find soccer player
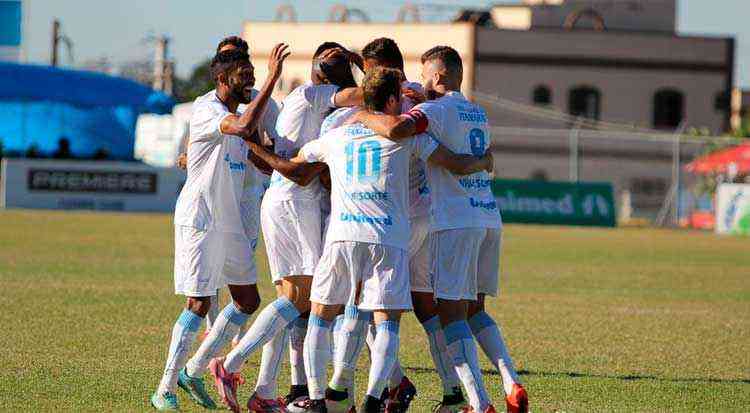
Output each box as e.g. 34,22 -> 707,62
208,43 -> 364,413
149,44 -> 290,411
319,37 -> 464,412
250,67 -> 492,413
350,46 -> 529,413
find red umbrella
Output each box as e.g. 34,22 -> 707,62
685,142 -> 750,175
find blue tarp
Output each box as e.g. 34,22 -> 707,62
0,62 -> 174,160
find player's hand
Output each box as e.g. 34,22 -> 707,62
268,43 -> 291,80
316,47 -> 346,62
343,109 -> 365,126
176,152 -> 187,170
482,150 -> 494,173
402,87 -> 425,104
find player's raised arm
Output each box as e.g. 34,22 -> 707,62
427,144 -> 493,175
221,43 -> 290,140
246,141 -> 325,186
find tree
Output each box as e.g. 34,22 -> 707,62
173,58 -> 214,103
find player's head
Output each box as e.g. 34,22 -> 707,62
361,37 -> 404,75
420,45 -> 462,99
211,49 -> 255,104
362,67 -> 402,115
311,42 -> 357,88
217,36 -> 249,54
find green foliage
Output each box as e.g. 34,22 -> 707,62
173,58 -> 214,103
1,210 -> 749,412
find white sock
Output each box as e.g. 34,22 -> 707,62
289,316 -> 308,386
330,306 -> 368,392
205,290 -> 220,331
366,320 -> 400,398
469,311 -> 521,395
157,309 -> 203,394
444,320 -> 491,411
304,314 -> 333,400
224,297 -> 300,373
254,325 -> 290,399
422,316 -> 461,395
389,361 -> 404,389
186,302 -> 249,378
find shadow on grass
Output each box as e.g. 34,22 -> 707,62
403,366 -> 750,385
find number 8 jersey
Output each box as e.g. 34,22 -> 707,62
299,123 -> 438,250
407,91 -> 502,231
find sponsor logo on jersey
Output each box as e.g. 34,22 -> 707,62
469,197 -> 498,210
224,154 -> 246,171
459,177 -> 492,189
346,191 -> 390,201
339,212 -> 393,225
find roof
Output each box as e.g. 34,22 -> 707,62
0,62 -> 174,113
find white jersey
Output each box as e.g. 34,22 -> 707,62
412,91 -> 501,231
265,82 -> 339,201
238,89 -> 279,239
319,81 -> 430,218
174,91 -> 248,234
299,123 -> 438,250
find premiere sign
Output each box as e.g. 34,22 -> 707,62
716,184 -> 750,236
492,179 -> 616,227
2,159 -> 184,212
28,169 -> 157,194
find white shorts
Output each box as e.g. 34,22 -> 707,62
173,225 -> 256,297
409,214 -> 432,293
311,241 -> 412,311
261,197 -> 323,282
431,228 -> 501,301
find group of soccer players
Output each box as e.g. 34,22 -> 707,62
151,34 -> 529,413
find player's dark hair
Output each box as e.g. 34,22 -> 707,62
319,54 -> 357,89
362,67 -> 401,112
210,49 -> 250,81
314,41 -> 345,58
421,45 -> 462,76
362,37 -> 404,71
216,36 -> 249,54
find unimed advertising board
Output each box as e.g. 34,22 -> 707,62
492,179 -> 616,227
1,159 -> 185,212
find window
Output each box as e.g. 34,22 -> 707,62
568,86 -> 601,120
714,91 -> 729,112
532,85 -> 551,106
653,89 -> 684,129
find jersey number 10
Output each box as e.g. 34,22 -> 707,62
345,140 -> 382,184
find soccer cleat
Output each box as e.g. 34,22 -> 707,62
150,391 -> 179,411
360,395 -> 384,413
323,387 -> 353,413
287,398 -> 327,413
505,384 -> 529,413
209,357 -> 242,413
460,405 -> 496,413
177,367 -> 216,409
432,387 -> 466,413
247,392 -> 289,412
385,376 -> 417,412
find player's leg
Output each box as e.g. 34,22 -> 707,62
358,244 -> 411,413
152,226 -> 224,410
468,228 -> 528,413
326,304 -> 370,412
204,289 -> 220,339
293,241 -> 352,413
249,283 -> 289,410
285,311 -> 310,406
434,229 -> 493,412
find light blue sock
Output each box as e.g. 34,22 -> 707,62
289,316 -> 308,386
445,320 -> 490,411
330,305 -> 370,392
224,297 -> 300,373
469,311 -> 520,395
186,303 -> 249,377
366,320 -> 400,398
255,324 -> 290,399
158,309 -> 203,393
304,314 -> 333,400
422,316 -> 461,395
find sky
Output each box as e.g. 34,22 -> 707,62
18,0 -> 750,87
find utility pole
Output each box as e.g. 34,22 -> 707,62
152,36 -> 172,95
51,19 -> 59,66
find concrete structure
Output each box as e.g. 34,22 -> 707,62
240,0 -> 736,219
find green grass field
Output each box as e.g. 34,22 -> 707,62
1,209 -> 748,412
